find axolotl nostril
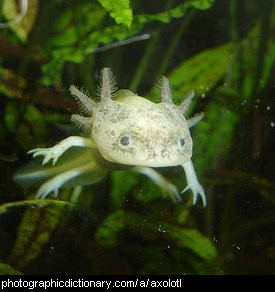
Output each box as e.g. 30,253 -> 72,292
15,68 -> 206,206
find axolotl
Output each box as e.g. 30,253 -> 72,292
15,68 -> 206,206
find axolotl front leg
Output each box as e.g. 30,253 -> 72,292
28,136 -> 95,165
181,160 -> 206,207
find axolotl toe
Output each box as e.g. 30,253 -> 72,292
15,68 -> 206,206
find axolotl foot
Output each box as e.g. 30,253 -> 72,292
28,146 -> 63,166
28,136 -> 95,166
181,160 -> 206,207
181,181 -> 206,207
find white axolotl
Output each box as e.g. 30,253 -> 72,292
15,68 -> 206,206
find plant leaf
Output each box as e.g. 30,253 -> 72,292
170,227 -> 217,259
95,210 -> 125,248
97,0 -> 133,28
189,0 -> 215,10
169,43 -> 234,103
3,200 -> 74,269
95,211 -> 217,260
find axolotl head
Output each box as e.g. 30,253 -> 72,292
70,68 -> 203,168
92,91 -> 193,168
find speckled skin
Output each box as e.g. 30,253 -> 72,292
92,94 -> 192,167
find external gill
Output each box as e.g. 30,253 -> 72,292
69,85 -> 96,115
98,67 -> 117,101
159,76 -> 204,128
70,67 -> 117,132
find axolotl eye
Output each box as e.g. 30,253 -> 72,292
178,138 -> 185,148
119,134 -> 133,146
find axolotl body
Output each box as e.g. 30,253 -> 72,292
16,68 -> 206,206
